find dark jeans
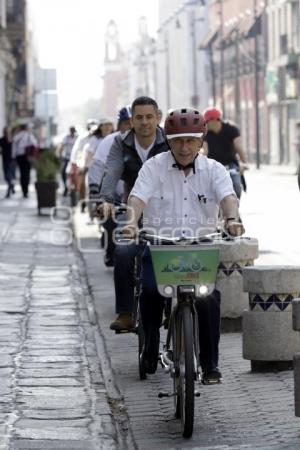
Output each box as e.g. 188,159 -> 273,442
16,155 -> 31,196
61,158 -> 69,189
2,159 -> 15,187
226,162 -> 242,199
114,242 -> 141,314
103,217 -> 117,260
139,249 -> 221,371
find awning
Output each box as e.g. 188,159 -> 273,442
198,27 -> 219,49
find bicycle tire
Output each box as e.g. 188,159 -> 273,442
173,315 -> 181,418
178,304 -> 195,438
138,317 -> 146,380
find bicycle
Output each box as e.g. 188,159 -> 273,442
138,231 -> 223,438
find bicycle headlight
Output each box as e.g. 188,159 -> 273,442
164,285 -> 173,296
198,285 -> 209,297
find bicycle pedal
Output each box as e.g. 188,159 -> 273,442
201,378 -> 222,385
158,391 -> 174,398
114,329 -> 131,334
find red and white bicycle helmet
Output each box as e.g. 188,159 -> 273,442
203,107 -> 222,122
164,108 -> 207,140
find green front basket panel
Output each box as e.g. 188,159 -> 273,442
150,246 -> 220,287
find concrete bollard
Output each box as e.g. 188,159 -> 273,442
243,267 -> 300,371
292,299 -> 300,417
217,238 -> 259,332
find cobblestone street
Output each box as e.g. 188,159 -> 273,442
0,186 -> 127,449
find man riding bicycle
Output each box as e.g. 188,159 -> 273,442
97,96 -> 169,331
88,105 -> 132,266
202,107 -> 248,199
123,108 -> 245,384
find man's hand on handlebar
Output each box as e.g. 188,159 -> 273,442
225,219 -> 245,237
121,224 -> 139,238
91,201 -> 115,220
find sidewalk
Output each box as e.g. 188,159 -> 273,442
0,183 -> 131,450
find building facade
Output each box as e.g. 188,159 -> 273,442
201,0 -> 300,166
156,0 -> 210,114
3,0 -> 39,127
265,0 -> 300,165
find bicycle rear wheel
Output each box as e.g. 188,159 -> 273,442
132,254 -> 146,380
138,314 -> 146,380
178,304 -> 195,438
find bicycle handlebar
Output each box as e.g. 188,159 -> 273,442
138,231 -> 225,245
115,229 -> 244,245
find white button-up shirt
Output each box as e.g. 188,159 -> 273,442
61,134 -> 77,160
129,151 -> 235,237
12,130 -> 38,158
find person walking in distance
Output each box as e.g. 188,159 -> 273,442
0,127 -> 15,198
58,126 -> 77,196
12,123 -> 38,198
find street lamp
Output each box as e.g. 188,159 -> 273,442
253,0 -> 261,169
219,0 -> 225,115
164,31 -> 171,109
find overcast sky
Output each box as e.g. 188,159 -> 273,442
29,0 -> 159,109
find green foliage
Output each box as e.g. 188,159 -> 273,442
35,149 -> 60,182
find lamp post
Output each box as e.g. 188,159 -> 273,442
164,31 -> 171,110
254,0 -> 260,168
219,0 -> 225,115
190,8 -> 199,107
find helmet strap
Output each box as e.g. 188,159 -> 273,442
171,152 -> 198,174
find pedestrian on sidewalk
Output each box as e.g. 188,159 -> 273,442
0,126 -> 15,198
57,126 -> 77,196
12,123 -> 38,198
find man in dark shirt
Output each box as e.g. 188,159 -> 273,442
0,127 -> 15,198
203,107 -> 248,198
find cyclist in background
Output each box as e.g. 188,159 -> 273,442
203,107 -> 248,199
68,119 -> 98,210
88,106 -> 132,266
88,106 -> 132,192
84,117 -> 115,171
99,96 -> 169,331
122,108 -> 244,383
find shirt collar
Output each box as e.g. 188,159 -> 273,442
167,151 -> 205,172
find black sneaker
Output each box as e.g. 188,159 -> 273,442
104,256 -> 114,267
202,368 -> 222,385
140,349 -> 158,374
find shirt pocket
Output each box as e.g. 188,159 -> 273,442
146,190 -> 173,223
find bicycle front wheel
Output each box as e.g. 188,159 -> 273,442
178,304 -> 195,438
